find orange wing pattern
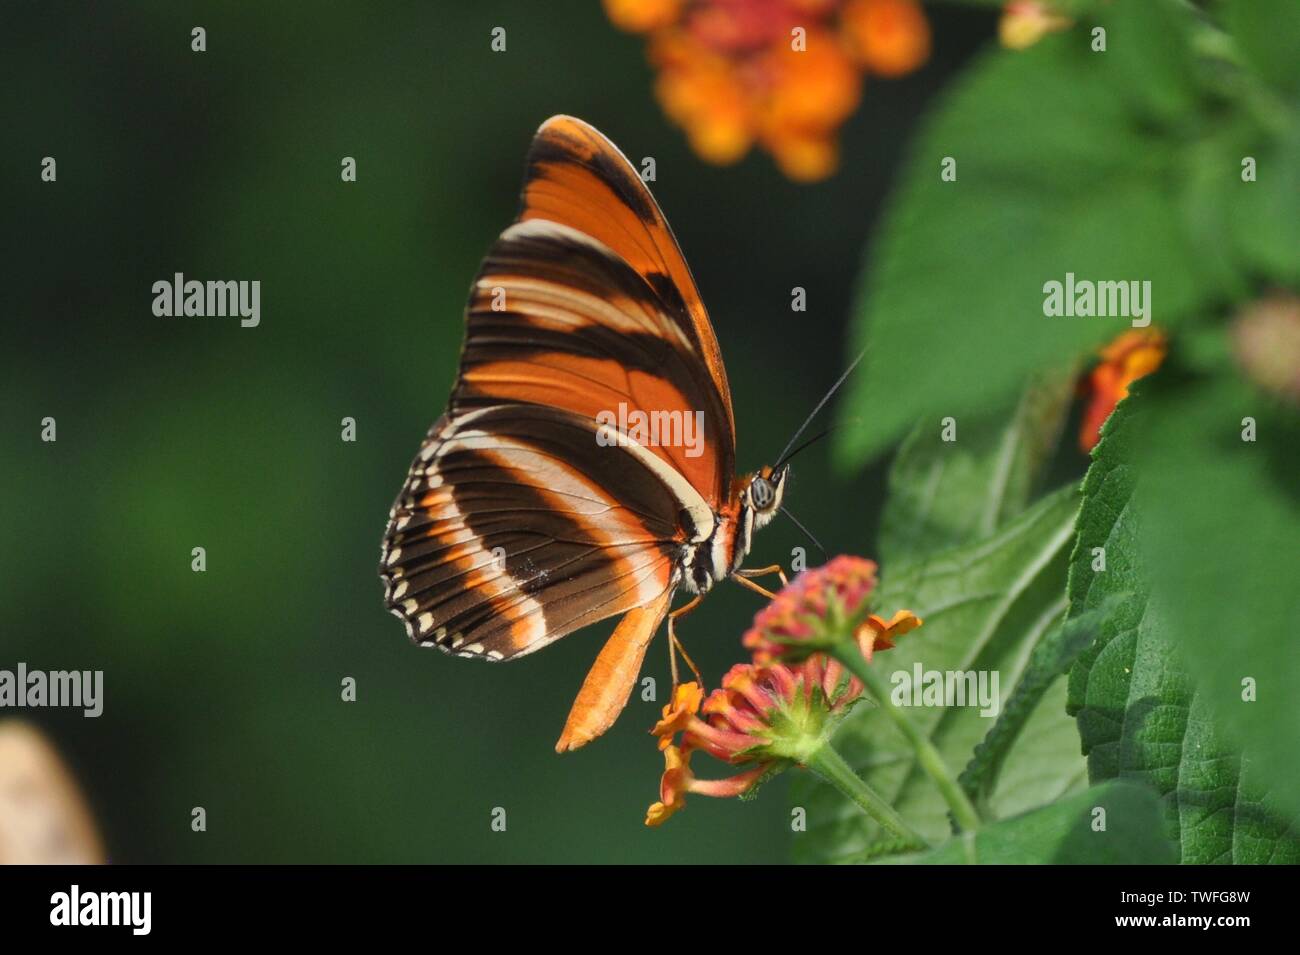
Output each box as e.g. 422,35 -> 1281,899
555,588 -> 674,752
383,405 -> 688,662
381,117 -> 738,750
521,116 -> 734,443
453,115 -> 736,506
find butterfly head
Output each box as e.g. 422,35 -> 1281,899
745,464 -> 789,530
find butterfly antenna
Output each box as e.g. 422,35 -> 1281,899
773,349 -> 866,469
774,418 -> 860,468
780,506 -> 827,559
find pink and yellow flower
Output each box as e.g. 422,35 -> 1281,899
646,556 -> 922,824
646,654 -> 862,824
742,555 -> 920,663
999,1 -> 1072,50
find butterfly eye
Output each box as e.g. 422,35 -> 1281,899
750,476 -> 774,510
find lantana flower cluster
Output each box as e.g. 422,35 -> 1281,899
646,555 -> 922,824
603,0 -> 931,181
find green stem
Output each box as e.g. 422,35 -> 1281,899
804,743 -> 930,852
832,646 -> 985,833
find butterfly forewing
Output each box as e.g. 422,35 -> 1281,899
520,116 -> 736,459
458,218 -> 729,503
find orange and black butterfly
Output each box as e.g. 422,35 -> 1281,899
381,116 -> 836,752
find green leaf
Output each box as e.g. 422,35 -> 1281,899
1137,369 -> 1300,823
1229,125 -> 1300,285
1177,120 -> 1258,301
959,597 -> 1122,812
888,781 -> 1176,864
793,484 -> 1084,862
977,678 -> 1089,821
1105,0 -> 1202,124
1066,381 -> 1300,862
1197,3 -> 1300,285
1220,0 -> 1300,97
880,373 -> 1074,566
837,8 -> 1218,467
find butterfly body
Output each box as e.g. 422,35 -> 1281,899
381,116 -> 788,749
680,465 -> 788,595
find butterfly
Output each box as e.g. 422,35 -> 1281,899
381,116 -> 837,752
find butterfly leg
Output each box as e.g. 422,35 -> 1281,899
667,596 -> 703,687
731,564 -> 790,600
735,563 -> 789,587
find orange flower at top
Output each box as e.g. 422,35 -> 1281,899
756,26 -> 863,180
842,0 -> 931,77
607,0 -> 931,180
1079,329 -> 1168,451
651,30 -> 757,166
604,0 -> 685,33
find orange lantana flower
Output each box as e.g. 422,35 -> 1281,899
605,0 -> 930,181
842,0 -> 931,77
1079,329 -> 1168,452
645,743 -> 768,826
856,609 -> 924,661
651,30 -> 758,166
650,681 -> 706,749
756,26 -> 863,180
604,0 -> 684,33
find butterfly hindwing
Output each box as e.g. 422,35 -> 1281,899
382,404 -> 709,661
555,588 -> 674,752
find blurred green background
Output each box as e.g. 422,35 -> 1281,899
1,1 -> 993,862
